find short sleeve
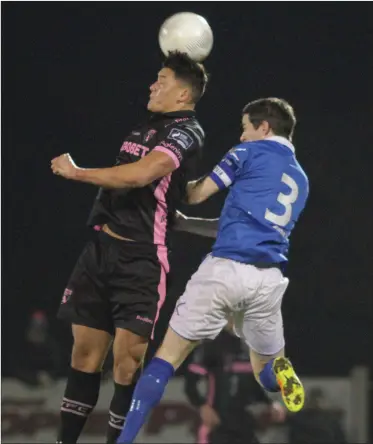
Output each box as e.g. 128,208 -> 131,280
209,143 -> 250,190
153,126 -> 200,169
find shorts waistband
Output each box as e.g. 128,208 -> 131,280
252,262 -> 282,270
97,230 -> 164,255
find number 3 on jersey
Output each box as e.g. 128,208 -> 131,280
265,173 -> 299,227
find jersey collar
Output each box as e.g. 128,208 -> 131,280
163,110 -> 196,118
266,136 -> 295,153
149,110 -> 196,122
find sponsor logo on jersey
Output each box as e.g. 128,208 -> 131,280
160,141 -> 183,162
136,315 -> 153,324
120,141 -> 150,158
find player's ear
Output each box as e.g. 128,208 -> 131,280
261,120 -> 271,136
178,87 -> 190,103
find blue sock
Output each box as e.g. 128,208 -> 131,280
116,357 -> 174,443
259,358 -> 280,392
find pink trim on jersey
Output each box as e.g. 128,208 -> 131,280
153,174 -> 171,246
197,373 -> 216,444
229,361 -> 253,373
188,364 -> 208,376
151,175 -> 171,339
93,225 -> 102,231
153,145 -> 180,168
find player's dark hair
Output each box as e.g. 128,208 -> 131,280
163,51 -> 208,104
242,98 -> 296,140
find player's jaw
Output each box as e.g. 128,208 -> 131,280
148,68 -> 193,113
147,86 -> 186,113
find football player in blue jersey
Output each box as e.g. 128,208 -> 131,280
117,98 -> 309,443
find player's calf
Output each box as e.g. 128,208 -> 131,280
57,325 -> 112,444
116,328 -> 199,443
106,329 -> 148,443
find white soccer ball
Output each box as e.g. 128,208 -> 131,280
158,12 -> 213,62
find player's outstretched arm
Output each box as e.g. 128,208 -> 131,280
185,175 -> 221,205
50,151 -> 177,188
174,210 -> 218,238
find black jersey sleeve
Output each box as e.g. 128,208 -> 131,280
153,124 -> 202,169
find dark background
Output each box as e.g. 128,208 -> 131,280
2,1 -> 372,389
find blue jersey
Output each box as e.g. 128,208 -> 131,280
209,136 -> 309,266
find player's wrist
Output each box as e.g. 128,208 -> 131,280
73,167 -> 86,181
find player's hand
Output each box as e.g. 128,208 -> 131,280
200,404 -> 221,429
51,153 -> 79,179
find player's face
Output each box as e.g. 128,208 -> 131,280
148,68 -> 189,113
240,114 -> 270,142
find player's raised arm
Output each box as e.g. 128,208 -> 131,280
51,150 -> 176,188
186,144 -> 250,204
51,124 -> 201,188
174,210 -> 219,238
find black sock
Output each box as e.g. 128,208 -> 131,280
106,381 -> 137,444
57,367 -> 101,444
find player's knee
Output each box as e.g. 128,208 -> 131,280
71,342 -> 106,373
113,352 -> 142,385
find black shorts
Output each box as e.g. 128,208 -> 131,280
57,231 -> 170,339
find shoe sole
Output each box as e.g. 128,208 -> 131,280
273,357 -> 305,412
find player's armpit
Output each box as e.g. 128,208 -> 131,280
185,176 -> 220,205
174,210 -> 219,238
75,151 -> 176,188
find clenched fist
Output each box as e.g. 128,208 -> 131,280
51,153 -> 79,179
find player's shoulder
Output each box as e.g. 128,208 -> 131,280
180,117 -> 205,140
228,141 -> 255,158
235,139 -> 296,162
168,118 -> 204,148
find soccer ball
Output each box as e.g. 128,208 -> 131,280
158,12 -> 213,62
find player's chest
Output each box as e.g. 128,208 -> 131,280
116,125 -> 163,165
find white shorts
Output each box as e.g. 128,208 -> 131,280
169,255 -> 288,355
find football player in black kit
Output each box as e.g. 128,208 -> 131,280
51,51 -> 208,444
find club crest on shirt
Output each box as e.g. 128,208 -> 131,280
144,129 -> 157,143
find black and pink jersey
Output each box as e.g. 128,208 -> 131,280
87,110 -> 204,246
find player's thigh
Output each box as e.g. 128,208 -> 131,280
234,267 -> 288,361
112,328 -> 148,372
156,327 -> 199,369
169,255 -> 241,342
58,237 -> 114,335
110,242 -> 170,341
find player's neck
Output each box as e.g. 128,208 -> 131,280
163,104 -> 195,114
